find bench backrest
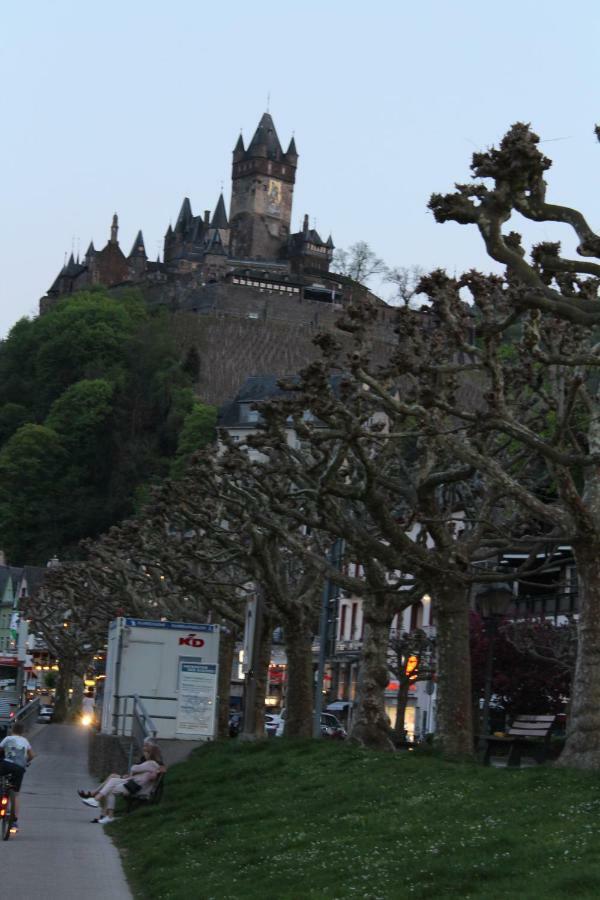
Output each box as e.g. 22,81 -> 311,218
507,715 -> 555,739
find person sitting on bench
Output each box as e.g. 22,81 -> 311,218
79,743 -> 163,824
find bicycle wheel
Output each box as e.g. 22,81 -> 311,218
1,790 -> 13,841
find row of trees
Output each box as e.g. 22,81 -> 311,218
24,121 -> 600,768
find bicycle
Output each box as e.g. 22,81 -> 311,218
0,773 -> 17,840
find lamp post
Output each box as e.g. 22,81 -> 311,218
476,582 -> 513,746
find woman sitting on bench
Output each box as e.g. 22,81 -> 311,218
79,743 -> 164,824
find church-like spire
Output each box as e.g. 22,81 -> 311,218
210,193 -> 229,229
86,241 -> 95,257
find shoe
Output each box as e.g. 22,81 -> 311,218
91,817 -> 100,823
98,815 -> 114,825
78,790 -> 93,798
82,797 -> 100,808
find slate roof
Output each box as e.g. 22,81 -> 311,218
175,197 -> 193,232
128,230 -> 147,258
218,373 -> 345,429
247,112 -> 284,161
21,565 -> 46,597
218,375 -> 298,427
0,568 -> 10,599
210,193 -> 229,229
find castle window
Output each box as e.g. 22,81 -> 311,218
282,166 -> 286,174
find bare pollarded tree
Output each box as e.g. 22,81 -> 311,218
424,122 -> 600,768
245,306 -> 556,759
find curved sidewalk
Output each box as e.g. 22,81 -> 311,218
1,722 -> 131,900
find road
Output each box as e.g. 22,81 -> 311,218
1,723 -> 132,900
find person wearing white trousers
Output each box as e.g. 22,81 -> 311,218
81,744 -> 163,824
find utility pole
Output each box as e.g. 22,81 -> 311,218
241,590 -> 264,740
313,540 -> 343,737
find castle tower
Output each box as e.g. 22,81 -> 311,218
229,113 -> 298,260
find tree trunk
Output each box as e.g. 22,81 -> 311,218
349,598 -> 395,750
217,626 -> 237,739
556,543 -> 600,768
282,607 -> 314,738
54,659 -> 74,722
71,673 -> 85,718
433,581 -> 474,759
393,678 -> 410,741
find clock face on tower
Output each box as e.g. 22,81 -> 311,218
267,178 -> 282,215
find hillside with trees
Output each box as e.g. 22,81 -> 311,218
0,289 -> 216,563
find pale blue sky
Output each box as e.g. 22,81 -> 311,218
1,0 -> 599,337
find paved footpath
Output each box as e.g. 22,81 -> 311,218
1,722 -> 132,900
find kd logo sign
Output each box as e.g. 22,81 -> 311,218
179,634 -> 205,648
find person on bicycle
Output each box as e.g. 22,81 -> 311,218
0,722 -> 35,829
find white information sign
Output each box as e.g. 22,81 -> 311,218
175,662 -> 218,737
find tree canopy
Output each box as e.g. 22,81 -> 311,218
0,290 -> 216,563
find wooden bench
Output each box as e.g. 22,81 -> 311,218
482,715 -> 556,767
123,771 -> 165,813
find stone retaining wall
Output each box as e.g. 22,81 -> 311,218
88,731 -> 131,780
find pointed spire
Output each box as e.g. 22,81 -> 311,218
234,133 -> 245,153
326,234 -> 334,249
110,213 -> 119,245
175,197 -> 193,232
86,241 -> 95,257
129,230 -> 147,258
247,112 -> 283,160
165,223 -> 173,238
286,136 -> 298,159
210,193 -> 229,229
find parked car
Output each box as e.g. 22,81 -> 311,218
37,704 -> 54,723
320,713 -> 347,740
265,712 -> 283,737
268,709 -> 347,739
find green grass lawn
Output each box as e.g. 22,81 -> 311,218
110,740 -> 600,899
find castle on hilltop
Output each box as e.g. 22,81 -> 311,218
41,112 -> 377,314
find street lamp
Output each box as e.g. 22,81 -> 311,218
475,582 -> 513,746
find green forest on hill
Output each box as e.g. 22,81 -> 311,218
0,289 -> 216,564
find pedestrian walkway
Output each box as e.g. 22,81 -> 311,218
1,723 -> 132,900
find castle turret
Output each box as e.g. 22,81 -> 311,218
287,214 -> 333,275
229,112 -> 297,260
128,230 -> 148,279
